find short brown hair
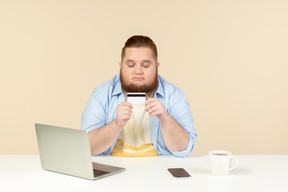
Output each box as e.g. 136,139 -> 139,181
121,35 -> 158,61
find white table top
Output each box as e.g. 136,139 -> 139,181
1,155 -> 288,192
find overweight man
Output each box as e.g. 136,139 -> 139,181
81,35 -> 197,158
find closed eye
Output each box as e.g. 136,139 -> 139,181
142,64 -> 150,68
126,60 -> 135,68
142,60 -> 152,68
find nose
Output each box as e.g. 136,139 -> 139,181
134,64 -> 143,74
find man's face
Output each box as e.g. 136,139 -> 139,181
120,47 -> 159,94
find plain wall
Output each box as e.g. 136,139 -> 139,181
1,0 -> 287,155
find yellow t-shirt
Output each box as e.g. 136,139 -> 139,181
111,104 -> 158,156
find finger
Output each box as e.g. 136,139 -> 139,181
118,110 -> 132,117
119,103 -> 133,110
119,105 -> 133,112
121,115 -> 132,121
120,100 -> 133,107
125,102 -> 133,108
119,112 -> 132,119
145,100 -> 157,111
145,96 -> 151,105
146,95 -> 150,102
146,98 -> 159,105
145,103 -> 153,112
119,109 -> 133,117
147,105 -> 159,115
148,108 -> 161,117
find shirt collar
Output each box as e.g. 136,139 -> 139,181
112,74 -> 123,96
154,75 -> 165,98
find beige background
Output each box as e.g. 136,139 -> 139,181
1,0 -> 287,155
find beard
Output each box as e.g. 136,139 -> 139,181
120,68 -> 158,95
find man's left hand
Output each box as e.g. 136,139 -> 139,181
145,96 -> 169,121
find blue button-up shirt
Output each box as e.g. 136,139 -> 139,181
81,74 -> 197,158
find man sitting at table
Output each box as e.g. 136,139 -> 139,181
81,35 -> 197,158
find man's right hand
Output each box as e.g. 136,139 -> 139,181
115,101 -> 133,129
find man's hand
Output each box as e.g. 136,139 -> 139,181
115,101 -> 133,129
88,101 -> 132,155
145,96 -> 189,151
145,96 -> 169,121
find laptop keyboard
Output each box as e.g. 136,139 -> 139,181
93,169 -> 109,176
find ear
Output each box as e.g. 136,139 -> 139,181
156,62 -> 159,68
119,62 -> 122,67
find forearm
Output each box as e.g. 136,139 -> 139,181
160,114 -> 189,152
88,120 -> 122,155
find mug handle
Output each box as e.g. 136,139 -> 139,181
229,156 -> 239,171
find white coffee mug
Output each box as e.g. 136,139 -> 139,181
209,150 -> 239,176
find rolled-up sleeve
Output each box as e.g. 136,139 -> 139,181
168,87 -> 197,158
81,87 -> 106,133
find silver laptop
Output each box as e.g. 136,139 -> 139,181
35,123 -> 125,180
